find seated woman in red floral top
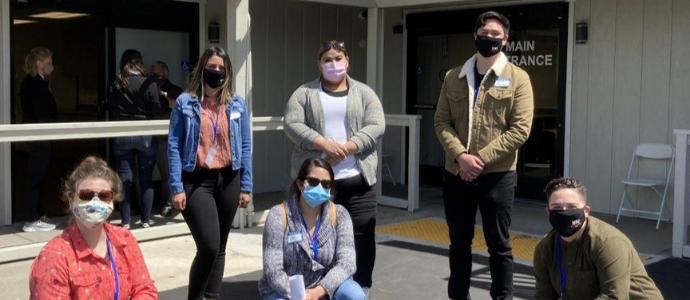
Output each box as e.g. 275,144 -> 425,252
29,156 -> 158,300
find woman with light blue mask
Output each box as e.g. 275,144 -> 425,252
259,157 -> 366,300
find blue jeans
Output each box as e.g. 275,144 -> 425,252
262,279 -> 366,300
113,135 -> 157,225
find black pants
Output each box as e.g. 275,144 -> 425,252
333,174 -> 377,288
443,171 -> 516,300
182,167 -> 240,300
25,141 -> 51,222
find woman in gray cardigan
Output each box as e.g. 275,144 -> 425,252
259,158 -> 365,300
283,40 -> 385,293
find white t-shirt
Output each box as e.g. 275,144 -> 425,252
319,84 -> 361,180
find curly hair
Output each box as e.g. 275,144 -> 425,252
62,156 -> 124,209
544,177 -> 587,203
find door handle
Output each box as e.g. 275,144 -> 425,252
414,104 -> 437,110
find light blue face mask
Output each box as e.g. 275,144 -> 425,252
303,183 -> 332,207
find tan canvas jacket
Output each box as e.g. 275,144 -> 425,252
434,53 -> 534,175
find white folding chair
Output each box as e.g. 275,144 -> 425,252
616,143 -> 675,229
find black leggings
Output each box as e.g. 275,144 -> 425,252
333,174 -> 377,288
182,167 -> 240,300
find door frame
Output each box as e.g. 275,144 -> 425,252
403,2 -> 570,198
6,0 -> 200,223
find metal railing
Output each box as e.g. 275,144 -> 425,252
0,115 -> 422,226
376,114 -> 421,212
245,115 -> 422,212
673,129 -> 690,258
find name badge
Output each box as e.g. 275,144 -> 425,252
495,77 -> 511,88
287,231 -> 303,244
230,112 -> 241,120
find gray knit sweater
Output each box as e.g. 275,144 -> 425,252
283,76 -> 385,186
258,198 -> 356,298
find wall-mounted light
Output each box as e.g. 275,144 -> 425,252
576,22 -> 588,44
208,22 -> 220,44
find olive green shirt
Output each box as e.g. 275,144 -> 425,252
534,217 -> 663,300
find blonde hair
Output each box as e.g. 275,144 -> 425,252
62,156 -> 124,208
186,46 -> 234,104
24,47 -> 52,78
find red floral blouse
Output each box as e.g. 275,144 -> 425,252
29,222 -> 157,300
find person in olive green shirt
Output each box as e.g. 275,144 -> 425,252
534,178 -> 663,300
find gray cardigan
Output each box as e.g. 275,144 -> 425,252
283,76 -> 385,186
258,198 -> 356,298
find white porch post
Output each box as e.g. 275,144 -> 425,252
227,0 -> 254,227
0,0 -> 11,226
673,130 -> 690,258
366,7 -> 386,197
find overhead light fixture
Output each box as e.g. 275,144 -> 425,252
13,19 -> 38,25
29,12 -> 89,19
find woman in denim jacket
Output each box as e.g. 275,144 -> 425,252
168,46 -> 252,300
259,158 -> 365,300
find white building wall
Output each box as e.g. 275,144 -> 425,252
569,0 -> 690,215
249,0 -> 369,193
0,0 -> 11,225
381,7 -> 405,184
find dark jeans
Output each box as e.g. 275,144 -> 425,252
182,167 -> 240,300
25,141 -> 51,222
155,135 -> 172,209
443,171 -> 516,300
333,174 -> 377,288
113,135 -> 157,224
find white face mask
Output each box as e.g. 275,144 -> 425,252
72,198 -> 114,228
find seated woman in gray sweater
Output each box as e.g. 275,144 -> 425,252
259,158 -> 366,300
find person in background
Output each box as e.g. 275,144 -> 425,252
168,46 -> 252,300
434,11 -> 533,300
259,157 -> 365,300
20,47 -> 57,232
108,49 -> 163,229
533,178 -> 663,300
150,61 -> 183,217
28,156 -> 157,299
283,40 -> 385,296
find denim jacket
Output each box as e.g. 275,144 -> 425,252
168,93 -> 252,194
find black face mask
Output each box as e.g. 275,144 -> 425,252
548,208 -> 586,237
203,69 -> 226,88
475,35 -> 504,58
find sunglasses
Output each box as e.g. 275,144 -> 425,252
305,177 -> 333,189
78,189 -> 115,202
321,41 -> 346,51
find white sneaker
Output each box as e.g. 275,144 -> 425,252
141,222 -> 150,228
22,220 -> 56,232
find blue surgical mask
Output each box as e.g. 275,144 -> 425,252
302,183 -> 331,207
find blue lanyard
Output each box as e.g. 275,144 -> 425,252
556,236 -> 567,300
106,237 -> 119,300
204,103 -> 220,144
299,212 -> 322,261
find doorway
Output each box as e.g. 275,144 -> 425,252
9,0 -> 199,221
406,2 -> 568,200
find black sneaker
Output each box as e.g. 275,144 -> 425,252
161,206 -> 173,217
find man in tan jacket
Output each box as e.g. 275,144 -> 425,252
434,11 -> 534,300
